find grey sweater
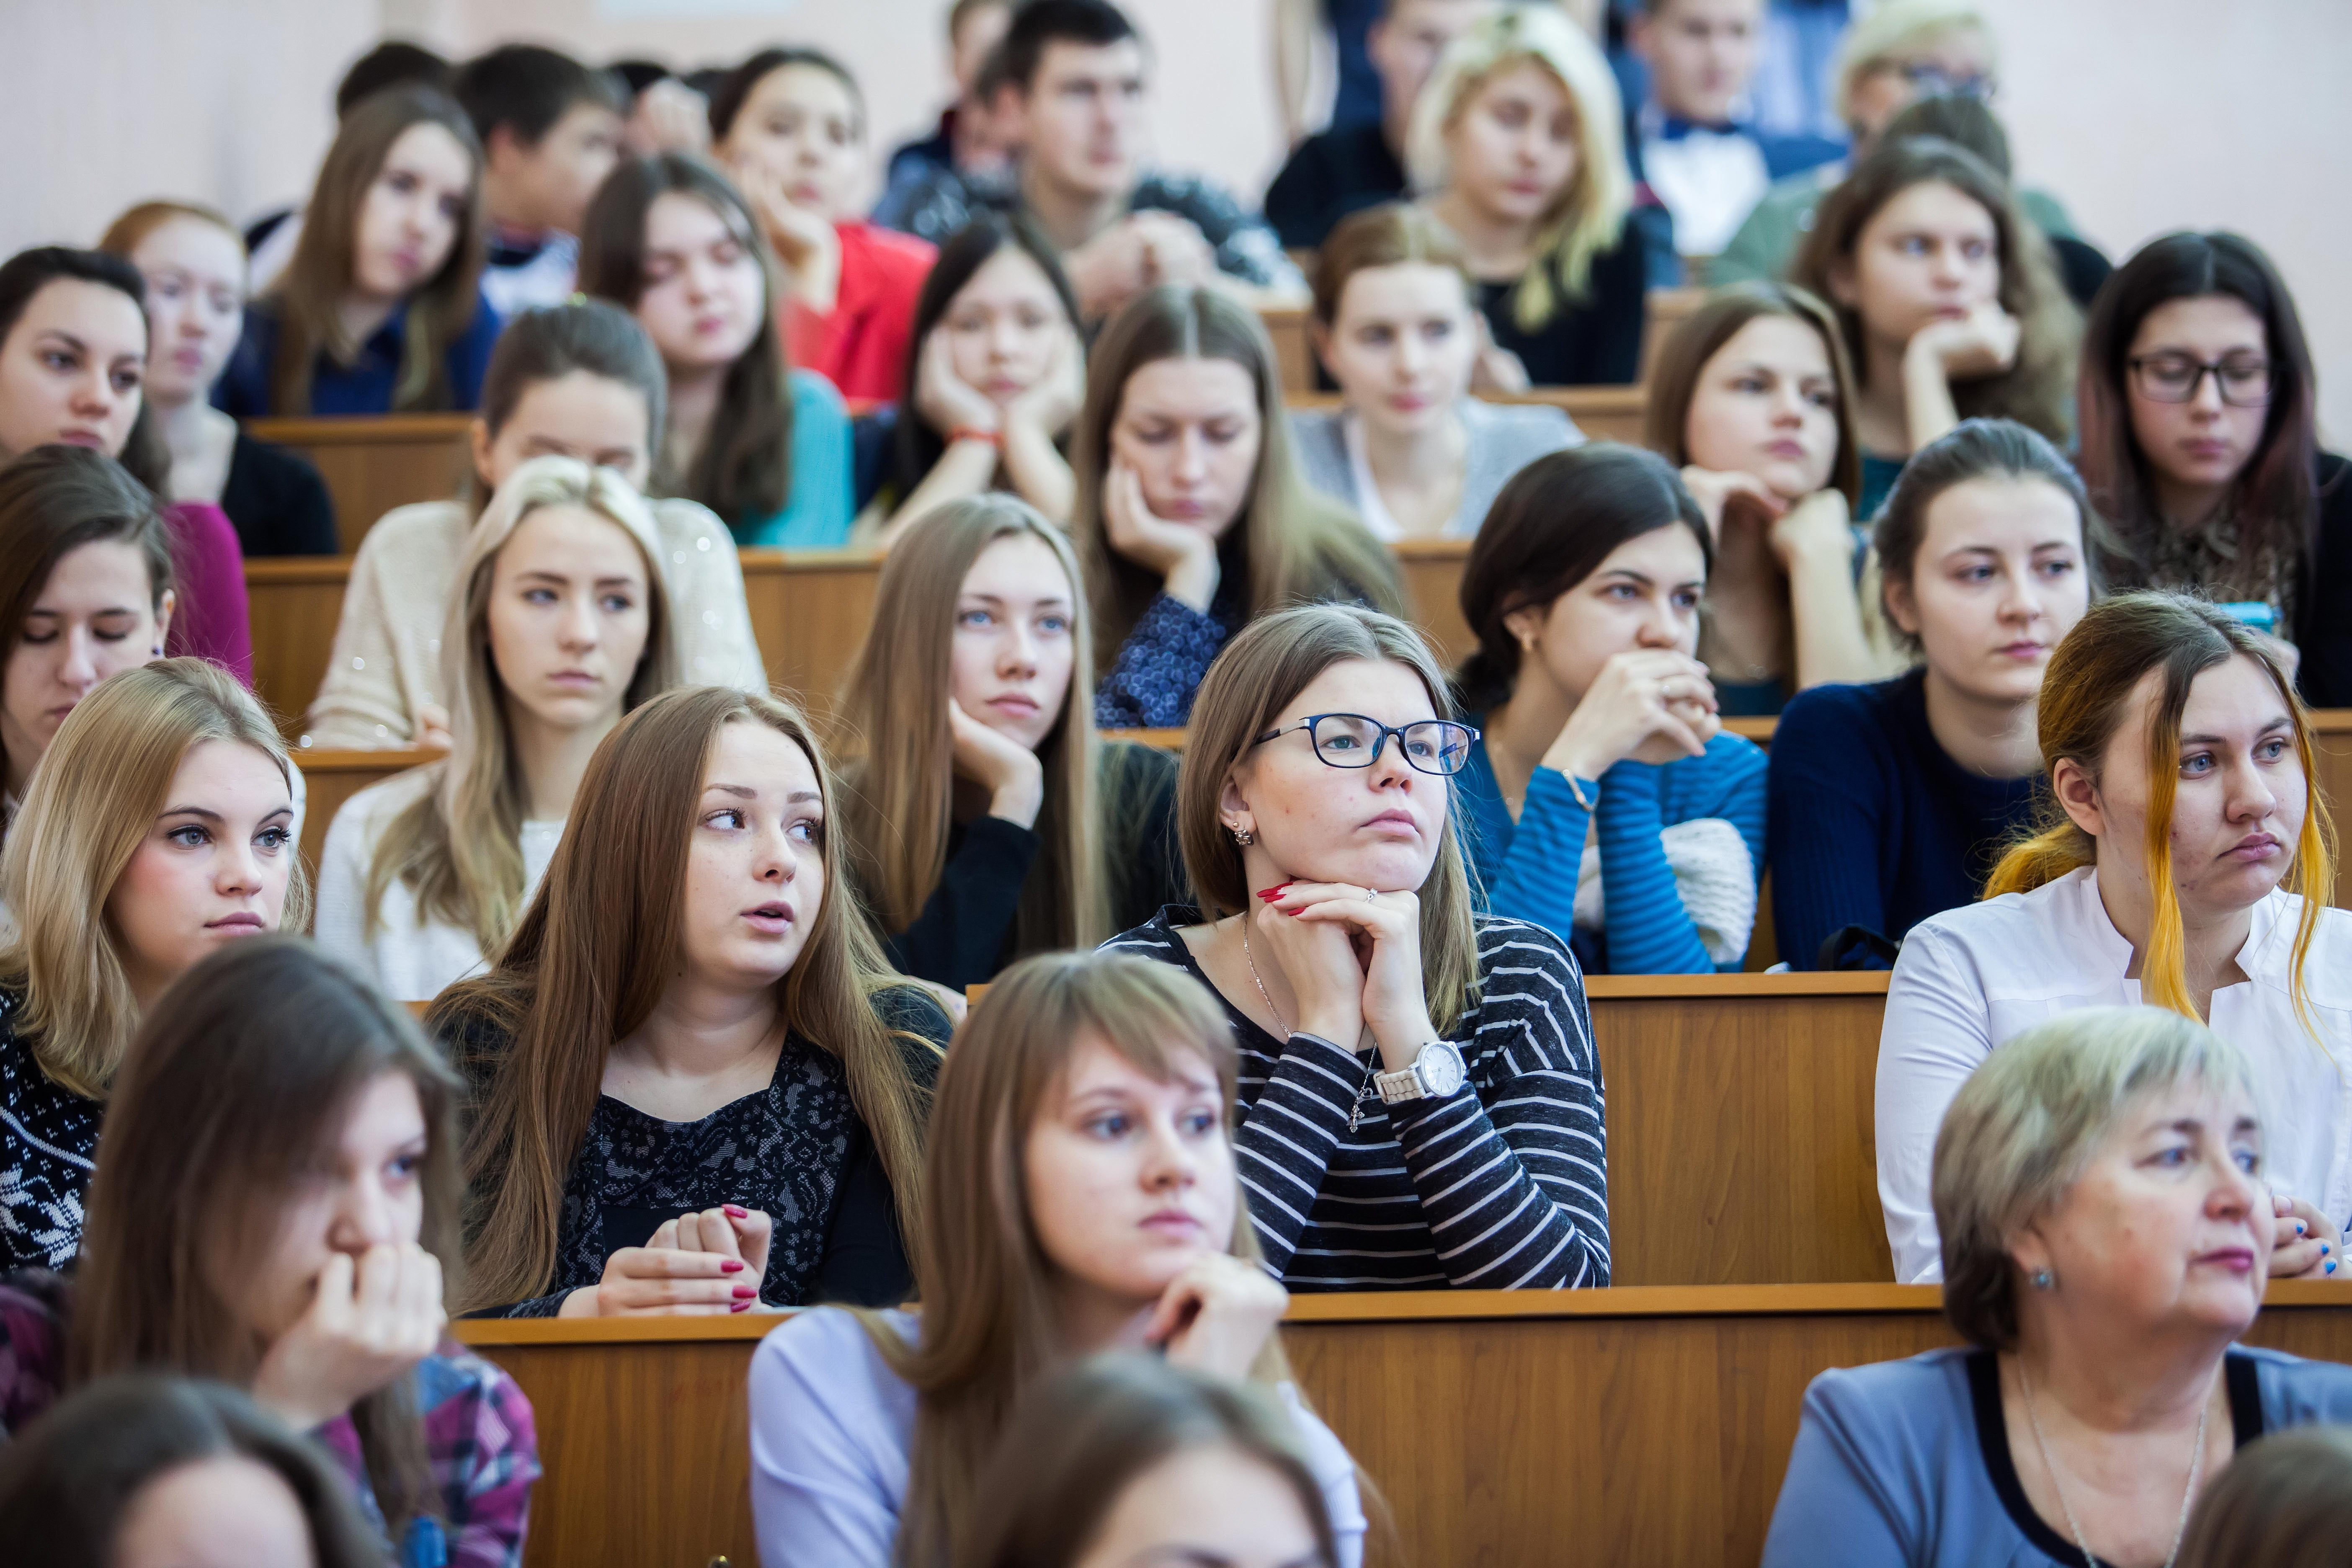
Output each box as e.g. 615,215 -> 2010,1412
1289,397 -> 1581,540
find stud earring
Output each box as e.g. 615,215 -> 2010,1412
2030,1269 -> 2055,1291
1228,823 -> 1254,846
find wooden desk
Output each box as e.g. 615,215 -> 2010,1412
295,748 -> 433,875
456,1283 -> 2352,1568
247,414 -> 472,553
1284,386 -> 1649,448
1261,307 -> 1315,392
249,557 -> 357,739
1640,284 -> 1708,384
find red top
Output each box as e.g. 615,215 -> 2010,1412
787,222 -> 937,403
162,500 -> 253,687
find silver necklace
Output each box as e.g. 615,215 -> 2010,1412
2017,1358 -> 2209,1568
1239,916 -> 1379,1131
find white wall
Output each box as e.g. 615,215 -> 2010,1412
8,0 -> 2348,437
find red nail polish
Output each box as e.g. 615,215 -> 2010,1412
723,1204 -> 749,1218
730,1300 -> 750,1313
720,1258 -> 746,1273
1256,887 -> 1282,902
733,1284 -> 758,1300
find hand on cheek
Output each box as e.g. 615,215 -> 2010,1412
1142,1252 -> 1288,1381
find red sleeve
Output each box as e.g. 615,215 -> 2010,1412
162,502 -> 253,687
787,224 -> 936,402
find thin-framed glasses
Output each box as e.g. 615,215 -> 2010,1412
2129,353 -> 2274,408
1895,62 -> 1995,101
1250,713 -> 1479,776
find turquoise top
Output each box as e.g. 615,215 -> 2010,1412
731,370 -> 855,549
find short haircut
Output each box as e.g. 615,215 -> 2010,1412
335,39 -> 454,119
1933,1006 -> 2257,1351
999,0 -> 1141,93
707,47 -> 864,143
1834,0 -> 1995,131
949,0 -> 1011,45
451,43 -> 625,149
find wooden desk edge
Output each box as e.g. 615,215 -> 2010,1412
1584,971 -> 1891,998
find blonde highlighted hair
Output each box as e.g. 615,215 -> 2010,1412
364,455 -> 680,952
1834,0 -> 1995,133
0,660 -> 308,1096
1983,593 -> 2337,1028
1406,4 -> 1632,333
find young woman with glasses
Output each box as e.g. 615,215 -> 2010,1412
2074,231 -> 2352,707
1451,445 -> 1768,975
1103,602 -> 1609,1293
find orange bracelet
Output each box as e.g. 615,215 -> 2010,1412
949,426 -> 1003,448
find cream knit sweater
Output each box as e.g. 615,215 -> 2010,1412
302,498 -> 766,749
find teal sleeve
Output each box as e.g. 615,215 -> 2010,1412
1482,765 -> 1598,945
735,371 -> 854,549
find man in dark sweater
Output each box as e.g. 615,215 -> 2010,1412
1264,0 -> 1501,250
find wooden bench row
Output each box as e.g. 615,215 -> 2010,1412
461,1282 -> 2352,1568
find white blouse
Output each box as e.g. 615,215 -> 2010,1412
312,767 -> 560,1003
1877,865 -> 2352,1283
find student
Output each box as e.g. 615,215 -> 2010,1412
957,1355 -> 1342,1568
1875,592 -> 2352,1286
0,1376 -> 386,1568
216,86 -> 502,418
1452,445 -> 1767,973
303,301 -> 763,750
1788,136 -> 2078,521
2178,1427 -> 2352,1568
1273,0 -> 1386,145
451,44 -> 629,317
1106,603 -> 1609,1288
747,949 -> 1367,1565
0,937 -> 541,1564
0,248 -> 249,682
1264,0 -> 1503,251
1293,203 -> 1578,542
871,216 -> 1084,543
2074,232 -> 2352,707
710,48 -> 939,404
99,203 -> 338,558
0,660 -> 302,1274
1767,1009 -> 2352,1568
315,458 -> 681,1002
1412,4 -> 1647,387
839,497 -> 1180,992
894,0 -> 1306,322
578,153 -> 854,547
1628,0 -> 1843,266
1643,281 -> 1883,714
876,0 -> 1019,230
0,449 -> 175,822
432,686 -> 950,1318
1077,287 -> 1405,729
1769,420 -> 2095,970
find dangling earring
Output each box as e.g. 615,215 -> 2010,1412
1228,823 -> 1254,847
2030,1268 -> 2055,1292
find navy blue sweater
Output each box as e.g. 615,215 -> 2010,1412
1767,670 -> 2041,970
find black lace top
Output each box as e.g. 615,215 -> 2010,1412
449,986 -> 949,1317
0,988 -> 103,1273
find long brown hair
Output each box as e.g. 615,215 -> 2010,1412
459,300 -> 668,518
70,936 -> 464,1540
0,248 -> 173,494
1789,136 -> 2077,447
1983,592 -> 2336,1026
1181,603 -> 1481,1032
1308,201 -> 1469,328
839,496 -> 1105,951
436,686 -> 938,1313
577,154 -> 794,528
859,949 -> 1287,1568
1644,281 -> 1863,511
1069,287 -> 1405,670
269,85 -> 486,415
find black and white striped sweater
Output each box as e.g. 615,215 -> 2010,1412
1103,910 -> 1609,1291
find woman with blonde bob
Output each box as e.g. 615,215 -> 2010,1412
1877,592 -> 2351,1285
1076,286 -> 1405,730
433,685 -> 950,1318
1106,603 -> 1608,1290
315,455 -> 681,1001
747,949 -> 1366,1568
838,496 -> 1181,992
1409,5 -> 1644,388
0,660 -> 304,1271
1769,1009 -> 2352,1567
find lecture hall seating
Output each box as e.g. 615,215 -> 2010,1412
249,413 -> 473,554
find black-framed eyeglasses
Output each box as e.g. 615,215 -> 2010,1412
1250,713 -> 1479,776
2129,353 -> 2274,409
1894,62 -> 1995,101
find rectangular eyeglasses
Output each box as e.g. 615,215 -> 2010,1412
1249,713 -> 1479,776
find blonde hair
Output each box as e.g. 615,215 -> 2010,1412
840,497 -> 1106,952
1834,0 -> 1996,134
0,660 -> 309,1097
1983,593 -> 2337,1031
1407,5 -> 1632,333
364,455 -> 680,952
1933,1006 -> 2255,1350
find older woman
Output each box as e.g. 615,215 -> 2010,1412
1766,1008 -> 2352,1568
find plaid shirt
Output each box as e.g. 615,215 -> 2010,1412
1,1271 -> 540,1568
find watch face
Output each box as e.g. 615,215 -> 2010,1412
1421,1042 -> 1465,1097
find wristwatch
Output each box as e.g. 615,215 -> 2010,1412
1373,1039 -> 1466,1104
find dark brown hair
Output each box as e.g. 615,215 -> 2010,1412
2075,231 -> 2321,596
0,247 -> 171,492
1454,444 -> 1710,714
269,85 -> 486,415
1308,201 -> 1469,327
465,300 -> 667,512
708,47 -> 864,142
1643,281 -> 1862,511
1788,136 -> 2077,446
70,936 -> 465,1541
578,153 -> 794,528
2177,1425 -> 2352,1568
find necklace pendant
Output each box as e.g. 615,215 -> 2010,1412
1348,1103 -> 1361,1134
